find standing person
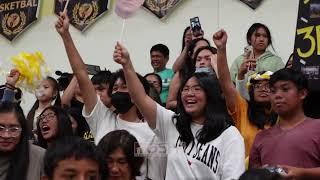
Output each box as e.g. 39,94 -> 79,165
150,44 -> 174,105
55,12 -> 166,180
166,38 -> 211,110
212,30 -> 277,157
249,68 -> 320,171
27,77 -> 61,139
230,23 -> 284,90
0,102 -> 44,180
113,42 -> 245,179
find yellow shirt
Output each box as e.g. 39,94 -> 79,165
228,92 -> 270,157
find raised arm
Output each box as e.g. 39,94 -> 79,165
55,12 -> 97,114
61,76 -> 77,107
113,42 -> 157,129
165,72 -> 181,110
172,47 -> 189,72
1,69 -> 20,102
212,30 -> 238,111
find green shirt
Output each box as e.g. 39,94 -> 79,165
230,50 -> 284,83
156,68 -> 174,104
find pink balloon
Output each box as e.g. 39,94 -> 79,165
115,0 -> 145,19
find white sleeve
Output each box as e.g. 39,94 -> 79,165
153,104 -> 175,143
220,127 -> 245,180
235,77 -> 250,100
82,96 -> 115,144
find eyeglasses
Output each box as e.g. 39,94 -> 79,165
0,125 -> 22,137
253,83 -> 270,91
181,86 -> 203,95
38,112 -> 56,124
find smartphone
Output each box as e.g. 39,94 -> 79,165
243,46 -> 255,71
85,64 -> 101,75
190,17 -> 202,37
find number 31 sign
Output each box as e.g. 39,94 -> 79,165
294,0 -> 320,91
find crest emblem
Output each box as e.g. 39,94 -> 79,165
55,0 -> 110,32
143,0 -> 183,19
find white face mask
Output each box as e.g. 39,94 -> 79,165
195,67 -> 215,76
35,87 -> 45,99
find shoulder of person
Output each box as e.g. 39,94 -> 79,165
260,51 -> 282,61
29,143 -> 45,158
221,125 -> 243,141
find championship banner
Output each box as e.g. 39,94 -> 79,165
0,0 -> 40,41
143,0 -> 183,19
293,0 -> 320,91
54,0 -> 110,32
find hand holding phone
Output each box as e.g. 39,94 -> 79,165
190,17 -> 203,39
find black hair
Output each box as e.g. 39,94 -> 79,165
175,72 -> 233,145
239,168 -> 283,180
0,102 -> 29,180
246,23 -> 275,52
108,69 -> 150,96
91,70 -> 112,85
67,107 -> 90,138
182,26 -> 191,51
269,68 -> 308,91
247,84 -> 278,129
144,73 -> 163,93
150,44 -> 169,58
36,106 -> 73,149
27,76 -> 61,136
44,136 -> 102,179
179,38 -> 211,83
97,130 -> 144,179
193,46 -> 217,68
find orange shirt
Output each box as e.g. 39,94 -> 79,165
228,92 -> 270,157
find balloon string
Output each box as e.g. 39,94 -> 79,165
63,0 -> 70,13
120,19 -> 126,43
217,0 -> 220,30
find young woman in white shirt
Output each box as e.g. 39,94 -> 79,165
113,42 -> 245,180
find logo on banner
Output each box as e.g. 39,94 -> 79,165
0,0 -> 39,41
293,0 -> 320,91
143,0 -> 183,19
55,0 -> 110,32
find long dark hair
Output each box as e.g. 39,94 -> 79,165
36,106 -> 73,149
26,77 -> 61,135
181,26 -> 191,51
97,130 -> 144,179
247,79 -> 278,129
0,102 -> 29,180
175,73 -> 233,145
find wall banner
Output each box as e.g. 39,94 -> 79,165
293,0 -> 320,91
143,0 -> 183,19
54,0 -> 110,32
0,0 -> 40,41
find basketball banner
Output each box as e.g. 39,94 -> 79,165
0,0 -> 40,41
143,0 -> 183,19
54,0 -> 110,32
293,0 -> 320,91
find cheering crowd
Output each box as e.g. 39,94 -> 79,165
0,11 -> 320,180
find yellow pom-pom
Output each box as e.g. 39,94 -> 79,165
11,51 -> 50,93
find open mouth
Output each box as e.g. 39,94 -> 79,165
41,125 -> 51,133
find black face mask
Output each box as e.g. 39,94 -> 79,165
111,92 -> 134,114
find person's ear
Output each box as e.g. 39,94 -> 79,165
299,89 -> 308,100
